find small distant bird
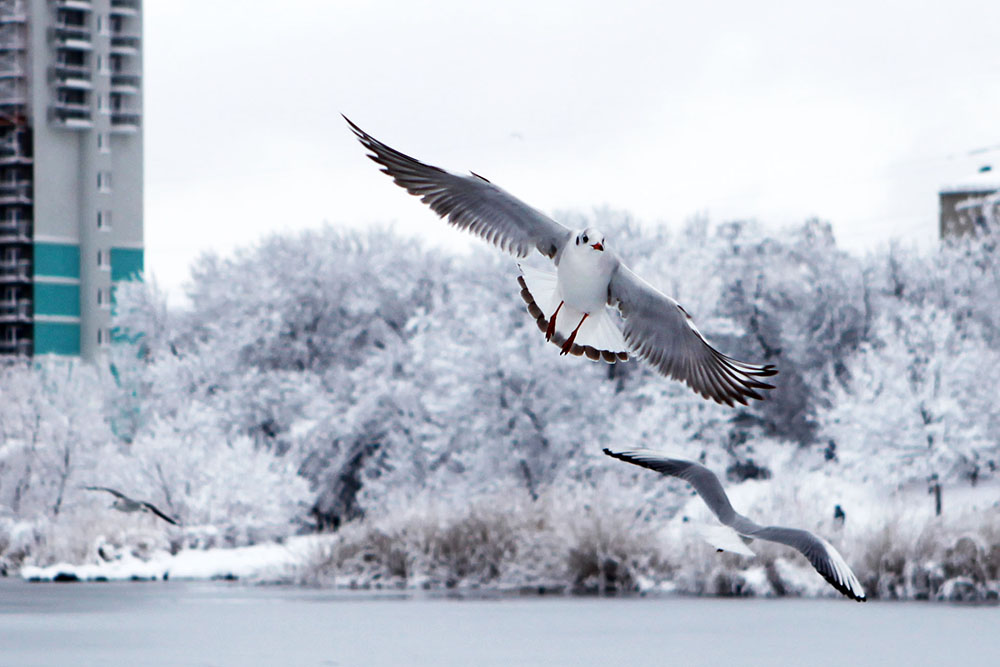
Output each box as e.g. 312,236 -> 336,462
345,116 -> 777,406
603,448 -> 865,601
84,486 -> 179,526
833,504 -> 846,527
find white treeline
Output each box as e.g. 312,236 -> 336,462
1,211 -> 998,600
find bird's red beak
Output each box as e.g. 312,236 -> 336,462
591,242 -> 604,251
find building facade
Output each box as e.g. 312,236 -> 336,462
0,0 -> 142,360
939,167 -> 1000,240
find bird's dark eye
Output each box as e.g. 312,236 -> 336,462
583,235 -> 588,243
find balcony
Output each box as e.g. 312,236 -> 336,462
0,299 -> 30,322
0,154 -> 31,166
0,338 -> 31,355
52,62 -> 90,80
0,29 -> 25,50
0,219 -> 30,242
0,6 -> 27,24
54,20 -> 90,35
53,25 -> 93,45
0,258 -> 30,282
111,111 -> 140,131
0,92 -> 26,106
50,101 -> 92,128
54,76 -> 92,90
110,0 -> 140,14
54,0 -> 92,11
110,35 -> 140,54
0,180 -> 30,204
111,73 -> 140,91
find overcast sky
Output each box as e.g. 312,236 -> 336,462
144,1 -> 1000,301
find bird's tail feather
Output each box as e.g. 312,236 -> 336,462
517,265 -> 628,363
695,524 -> 757,557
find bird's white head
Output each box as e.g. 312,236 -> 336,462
574,227 -> 605,253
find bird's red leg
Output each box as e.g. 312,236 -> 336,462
545,301 -> 564,342
560,313 -> 589,355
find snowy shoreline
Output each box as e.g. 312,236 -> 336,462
15,499 -> 1000,604
19,537 -> 312,584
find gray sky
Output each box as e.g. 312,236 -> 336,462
144,1 -> 1000,301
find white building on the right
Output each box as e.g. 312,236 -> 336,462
939,166 -> 1000,239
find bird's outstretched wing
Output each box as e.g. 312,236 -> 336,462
84,485 -> 130,501
749,527 -> 866,602
602,449 -> 738,525
603,448 -> 866,602
344,115 -> 572,260
608,264 -> 777,406
139,501 -> 180,526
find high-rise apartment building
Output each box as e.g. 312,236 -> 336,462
0,0 -> 142,360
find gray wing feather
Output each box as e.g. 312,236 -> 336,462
602,449 -> 737,525
750,526 -> 866,602
140,501 -> 180,526
345,116 -> 571,260
84,485 -> 130,501
607,264 -> 777,406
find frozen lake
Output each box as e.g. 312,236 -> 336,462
1,580 -> 998,667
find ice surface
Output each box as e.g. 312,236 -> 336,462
2,580 -> 1000,667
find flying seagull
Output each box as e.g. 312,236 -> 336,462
603,448 -> 866,601
345,116 -> 776,406
84,486 -> 180,526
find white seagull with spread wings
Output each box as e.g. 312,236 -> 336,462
346,117 -> 776,406
603,448 -> 865,601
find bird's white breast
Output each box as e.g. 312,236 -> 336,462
556,244 -> 613,313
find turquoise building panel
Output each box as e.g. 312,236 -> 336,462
111,247 -> 144,282
34,243 -> 80,278
33,322 -> 81,356
33,283 -> 80,317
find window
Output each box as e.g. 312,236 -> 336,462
97,210 -> 111,229
97,171 -> 112,192
97,328 -> 104,345
97,132 -> 109,153
97,249 -> 110,268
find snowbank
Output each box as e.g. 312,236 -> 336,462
19,536 -> 323,583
